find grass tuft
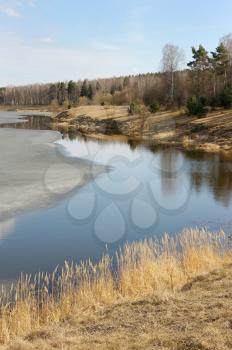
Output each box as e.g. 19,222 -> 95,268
0,228 -> 230,344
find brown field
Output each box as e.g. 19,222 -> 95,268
1,228 -> 232,350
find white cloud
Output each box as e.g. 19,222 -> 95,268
0,7 -> 20,17
0,0 -> 37,18
41,37 -> 54,44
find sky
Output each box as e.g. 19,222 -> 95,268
0,0 -> 232,86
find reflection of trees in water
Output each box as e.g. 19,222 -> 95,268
4,116 -> 232,208
61,128 -> 83,141
185,151 -> 232,207
0,219 -> 15,241
159,149 -> 180,195
0,116 -> 52,131
127,139 -> 141,151
161,173 -> 177,196
128,142 -> 182,196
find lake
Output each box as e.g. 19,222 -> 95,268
0,112 -> 232,284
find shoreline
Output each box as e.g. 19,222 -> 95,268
1,105 -> 232,155
1,229 -> 231,349
52,105 -> 232,155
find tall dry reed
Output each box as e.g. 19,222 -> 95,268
0,228 -> 230,344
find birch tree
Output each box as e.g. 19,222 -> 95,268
162,44 -> 184,105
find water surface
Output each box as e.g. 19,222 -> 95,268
1,113 -> 232,283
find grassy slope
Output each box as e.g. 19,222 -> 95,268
5,265 -> 232,350
58,105 -> 129,120
54,106 -> 232,152
1,229 -> 232,350
2,104 -> 232,151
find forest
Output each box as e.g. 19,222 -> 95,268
1,33 -> 232,116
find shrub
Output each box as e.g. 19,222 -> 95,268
221,85 -> 232,109
187,95 -> 207,117
199,96 -> 207,107
128,102 -> 140,115
210,96 -> 219,109
202,106 -> 211,115
99,93 -> 113,106
149,100 -> 160,113
112,91 -> 129,105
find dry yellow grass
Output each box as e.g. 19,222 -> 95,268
0,228 -> 231,349
53,105 -> 232,151
58,105 -> 129,121
6,267 -> 232,350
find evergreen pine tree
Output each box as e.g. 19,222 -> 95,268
80,80 -> 89,97
212,43 -> 230,87
67,80 -> 78,104
57,82 -> 66,105
188,45 -> 210,96
96,81 -> 101,92
88,84 -> 93,99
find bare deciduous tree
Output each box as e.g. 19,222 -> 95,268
220,33 -> 232,65
162,44 -> 185,104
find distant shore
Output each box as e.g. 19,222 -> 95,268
1,104 -> 232,154
53,105 -> 232,154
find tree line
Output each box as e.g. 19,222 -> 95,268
1,33 -> 232,115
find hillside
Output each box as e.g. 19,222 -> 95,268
53,106 -> 232,153
0,229 -> 230,350
4,264 -> 232,350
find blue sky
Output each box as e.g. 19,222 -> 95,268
0,0 -> 232,85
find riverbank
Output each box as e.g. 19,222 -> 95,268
1,104 -> 232,153
1,229 -> 231,349
53,105 -> 232,153
6,266 -> 232,350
